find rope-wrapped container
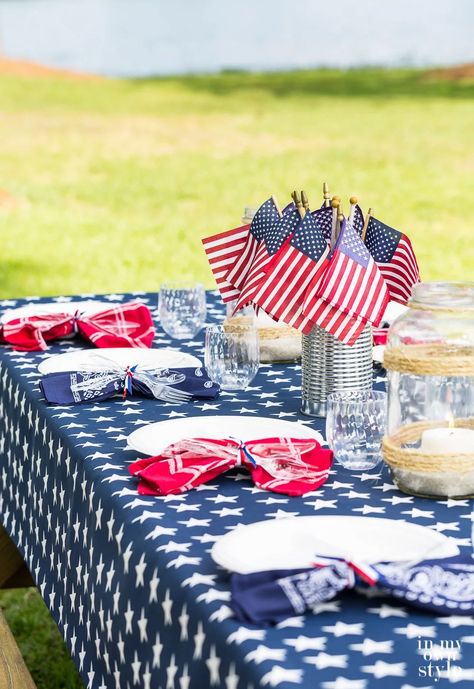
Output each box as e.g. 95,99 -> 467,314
301,324 -> 373,417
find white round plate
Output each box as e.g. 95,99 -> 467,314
127,416 -> 323,456
211,516 -> 459,572
1,300 -> 111,324
38,348 -> 202,375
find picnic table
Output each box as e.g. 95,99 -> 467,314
0,290 -> 472,689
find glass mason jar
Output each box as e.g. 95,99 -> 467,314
382,282 -> 474,498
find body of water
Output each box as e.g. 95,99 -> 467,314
0,0 -> 473,77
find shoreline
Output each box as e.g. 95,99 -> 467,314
0,56 -> 101,80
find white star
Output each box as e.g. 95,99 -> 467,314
304,653 -> 348,669
196,589 -> 230,604
135,553 -> 147,586
166,654 -> 178,689
149,568 -> 160,603
209,605 -> 233,622
131,651 -> 141,685
227,627 -> 266,645
225,662 -> 239,689
193,621 -> 206,659
137,608 -> 148,642
284,636 -> 327,652
157,541 -> 191,554
167,555 -> 202,569
211,507 -> 244,518
322,622 -> 364,637
361,660 -> 406,678
368,604 -> 407,618
182,573 -> 216,588
321,677 -> 367,689
132,510 -> 165,524
276,616 -> 305,629
261,667 -> 303,687
265,508 -> 300,519
178,517 -> 211,528
395,624 -> 436,639
436,615 -> 474,628
245,645 -> 286,664
304,499 -> 338,510
349,639 -> 393,655
206,645 -> 221,686
179,664 -> 190,689
162,589 -> 173,625
152,633 -> 163,668
353,505 -> 385,515
124,600 -> 134,633
178,604 -> 189,640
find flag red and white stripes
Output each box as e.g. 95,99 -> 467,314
201,224 -> 249,303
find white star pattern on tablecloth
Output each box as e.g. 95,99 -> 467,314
0,291 -> 472,689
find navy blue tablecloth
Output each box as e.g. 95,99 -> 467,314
0,291 -> 472,689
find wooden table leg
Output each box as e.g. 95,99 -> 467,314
0,526 -> 34,590
0,610 -> 37,689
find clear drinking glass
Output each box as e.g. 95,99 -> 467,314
326,390 -> 387,470
204,324 -> 259,390
159,283 -> 207,340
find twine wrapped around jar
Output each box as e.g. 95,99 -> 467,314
382,417 -> 474,474
384,344 -> 474,377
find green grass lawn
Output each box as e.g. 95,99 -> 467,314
0,68 -> 472,298
0,67 -> 473,689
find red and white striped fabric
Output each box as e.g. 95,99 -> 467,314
234,206 -> 302,313
252,211 -> 330,333
202,224 -> 250,303
364,216 -> 420,305
225,198 -> 281,291
303,219 -> 389,344
0,302 -> 155,351
129,436 -> 332,497
376,234 -> 420,304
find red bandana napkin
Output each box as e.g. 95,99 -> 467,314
129,436 -> 333,496
0,302 -> 155,351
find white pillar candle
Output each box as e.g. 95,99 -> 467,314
421,427 -> 474,453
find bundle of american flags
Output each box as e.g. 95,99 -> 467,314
202,187 -> 420,345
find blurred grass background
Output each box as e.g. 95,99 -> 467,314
0,66 -> 473,689
0,67 -> 473,299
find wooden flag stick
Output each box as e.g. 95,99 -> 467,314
271,194 -> 283,218
293,190 -> 305,218
323,182 -> 331,207
330,198 -> 340,247
301,190 -> 309,211
348,196 -> 358,224
361,207 -> 373,243
336,203 -> 344,241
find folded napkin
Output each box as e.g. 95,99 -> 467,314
41,366 -> 219,404
0,302 -> 155,351
231,555 -> 474,624
129,436 -> 332,496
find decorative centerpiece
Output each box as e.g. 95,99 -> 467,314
383,282 -> 474,498
202,183 -> 420,415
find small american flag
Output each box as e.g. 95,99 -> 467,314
349,204 -> 365,236
365,216 -> 420,304
311,205 -> 333,242
234,206 -> 301,312
253,211 -> 330,333
202,224 -> 250,303
303,219 -> 389,344
225,197 -> 281,290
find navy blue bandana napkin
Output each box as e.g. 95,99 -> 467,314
231,555 -> 474,624
40,366 -> 220,405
